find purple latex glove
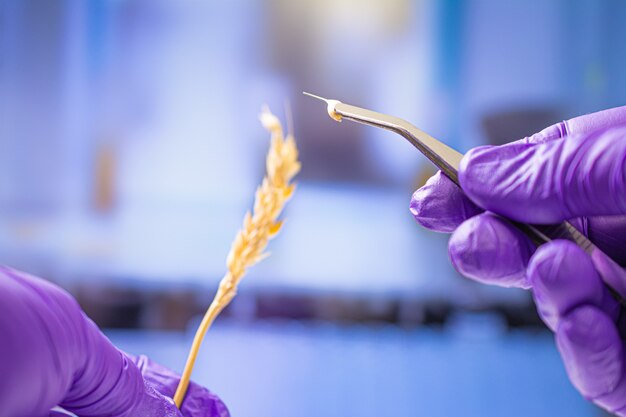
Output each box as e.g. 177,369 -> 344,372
0,265 -> 229,417
410,106 -> 626,415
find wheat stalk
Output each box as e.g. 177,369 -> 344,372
173,107 -> 301,407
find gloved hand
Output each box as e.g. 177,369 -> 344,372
0,265 -> 229,417
410,106 -> 626,415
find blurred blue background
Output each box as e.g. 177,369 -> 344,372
2,1 -> 626,416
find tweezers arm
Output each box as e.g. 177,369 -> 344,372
335,103 -> 463,183
520,222 -> 593,252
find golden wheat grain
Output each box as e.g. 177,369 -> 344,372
173,107 -> 301,407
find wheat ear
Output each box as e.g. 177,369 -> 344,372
173,107 -> 301,408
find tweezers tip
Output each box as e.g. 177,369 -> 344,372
302,91 -> 328,102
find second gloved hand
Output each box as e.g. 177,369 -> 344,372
410,106 -> 626,415
0,266 -> 229,417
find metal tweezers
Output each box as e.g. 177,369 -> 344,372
305,92 -> 626,305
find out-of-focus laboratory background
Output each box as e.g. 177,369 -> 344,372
2,1 -> 626,416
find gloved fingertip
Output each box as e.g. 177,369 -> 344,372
458,145 -> 513,207
448,213 -> 532,288
459,145 -> 495,175
409,187 -> 446,231
529,241 -> 609,330
556,305 -> 623,400
410,171 -> 481,233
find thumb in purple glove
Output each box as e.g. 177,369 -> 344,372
410,105 -> 626,415
0,265 -> 229,417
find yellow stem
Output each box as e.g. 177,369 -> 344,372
173,284 -> 228,407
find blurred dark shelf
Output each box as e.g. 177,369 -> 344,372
73,283 -> 541,331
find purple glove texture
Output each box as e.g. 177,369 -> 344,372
410,106 -> 626,415
0,265 -> 229,417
